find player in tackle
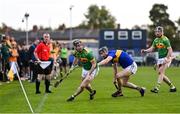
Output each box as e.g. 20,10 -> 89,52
141,26 -> 176,93
67,39 -> 98,101
98,47 -> 145,97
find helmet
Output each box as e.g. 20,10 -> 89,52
73,39 -> 82,47
155,26 -> 163,32
99,46 -> 108,54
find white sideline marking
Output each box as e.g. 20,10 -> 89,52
35,94 -> 48,112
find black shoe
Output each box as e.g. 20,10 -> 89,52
90,90 -> 96,100
36,91 -> 41,94
139,87 -> 146,97
45,90 -> 52,93
150,88 -> 159,93
67,95 -> 75,102
111,91 -> 123,97
170,87 -> 177,92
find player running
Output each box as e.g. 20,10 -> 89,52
98,47 -> 145,97
67,39 -> 98,101
141,26 -> 176,93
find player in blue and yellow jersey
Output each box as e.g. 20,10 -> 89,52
98,47 -> 145,97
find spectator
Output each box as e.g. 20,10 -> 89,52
50,41 -> 60,79
1,36 -> 11,82
60,42 -> 68,73
8,42 -> 19,81
68,51 -> 75,68
28,39 -> 39,82
19,45 -> 30,80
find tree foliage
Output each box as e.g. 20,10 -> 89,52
78,5 -> 116,29
148,4 -> 180,50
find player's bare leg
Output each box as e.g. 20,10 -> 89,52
80,77 -> 93,93
67,75 -> 96,101
151,63 -> 176,93
112,77 -> 123,97
116,70 -> 145,96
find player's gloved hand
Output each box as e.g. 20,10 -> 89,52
164,57 -> 171,64
35,59 -> 41,65
141,49 -> 147,54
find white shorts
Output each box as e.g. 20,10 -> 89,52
81,67 -> 99,78
125,62 -> 138,75
157,58 -> 171,67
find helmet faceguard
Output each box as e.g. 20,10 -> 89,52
155,26 -> 163,32
73,39 -> 82,47
154,26 -> 164,37
73,39 -> 83,52
99,46 -> 108,54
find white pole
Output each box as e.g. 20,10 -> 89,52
13,63 -> 34,113
69,5 -> 74,49
24,13 -> 29,46
26,18 -> 28,46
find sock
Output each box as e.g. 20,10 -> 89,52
85,86 -> 93,93
116,78 -> 122,92
36,80 -> 40,92
155,83 -> 161,90
123,82 -> 139,91
170,83 -> 175,88
73,86 -> 84,97
45,79 -> 50,92
136,86 -> 141,91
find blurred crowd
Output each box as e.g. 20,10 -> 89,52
0,34 -> 75,85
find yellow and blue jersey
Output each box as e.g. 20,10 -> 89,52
108,50 -> 133,68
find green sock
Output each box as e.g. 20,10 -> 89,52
155,83 -> 161,89
170,83 -> 175,88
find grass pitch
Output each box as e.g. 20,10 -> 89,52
0,67 -> 180,113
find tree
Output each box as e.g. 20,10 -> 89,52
148,4 -> 180,50
176,17 -> 180,37
56,23 -> 66,31
132,25 -> 141,29
173,17 -> 180,50
176,17 -> 180,26
32,25 -> 38,32
78,5 -> 116,29
0,23 -> 8,33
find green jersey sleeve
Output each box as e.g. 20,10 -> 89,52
164,37 -> 171,48
152,38 -> 157,48
87,52 -> 94,61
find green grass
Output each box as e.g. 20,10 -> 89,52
0,67 -> 180,113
